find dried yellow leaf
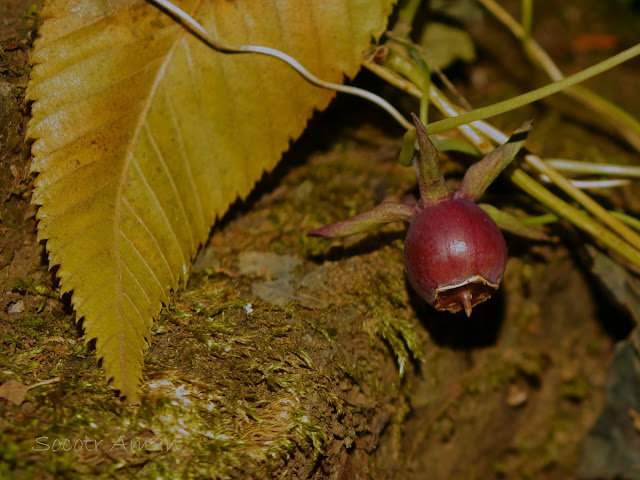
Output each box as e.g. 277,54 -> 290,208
27,0 -> 395,402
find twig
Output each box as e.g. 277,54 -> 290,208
29,377 -> 61,389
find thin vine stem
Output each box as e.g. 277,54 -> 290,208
520,0 -> 533,38
477,0 -> 640,152
146,0 -> 413,130
425,42 -> 640,134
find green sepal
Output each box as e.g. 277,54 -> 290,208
456,120 -> 533,202
412,113 -> 452,206
308,202 -> 416,238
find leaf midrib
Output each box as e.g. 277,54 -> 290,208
111,0 -> 206,395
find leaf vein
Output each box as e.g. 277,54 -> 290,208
119,229 -> 164,302
121,198 -> 177,287
62,246 -> 112,287
162,84 -> 207,233
143,121 -> 196,252
85,302 -> 116,336
122,291 -> 147,339
182,37 -> 227,206
131,159 -> 188,271
47,218 -> 111,255
32,59 -> 164,156
112,13 -> 194,363
73,276 -> 112,312
39,178 -> 117,221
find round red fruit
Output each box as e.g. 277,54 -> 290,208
403,197 -> 507,316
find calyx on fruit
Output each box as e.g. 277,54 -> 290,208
309,114 -> 532,316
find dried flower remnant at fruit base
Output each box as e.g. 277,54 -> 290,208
310,114 -> 531,316
403,197 -> 506,315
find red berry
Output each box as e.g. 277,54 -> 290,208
403,197 -> 507,316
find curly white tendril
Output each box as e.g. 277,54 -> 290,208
146,0 -> 413,130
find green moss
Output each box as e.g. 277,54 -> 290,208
462,380 -> 482,395
486,363 -> 518,390
430,414 -> 456,442
585,337 -> 605,355
561,376 -> 591,402
374,316 -> 423,377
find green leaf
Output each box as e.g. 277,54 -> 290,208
418,22 -> 476,70
27,0 -> 395,402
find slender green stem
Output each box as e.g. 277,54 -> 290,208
362,60 -> 492,152
612,211 -> 640,232
386,34 -> 473,111
524,154 -> 640,251
425,42 -> 640,134
420,77 -> 430,125
522,211 -> 640,232
399,128 -> 418,167
477,0 -> 640,152
406,45 -> 432,124
520,0 -> 533,38
521,210 -> 640,235
385,44 -> 426,87
565,85 -> 640,151
363,59 -> 423,98
520,213 -> 559,226
442,113 -> 635,197
427,84 -> 495,153
413,52 -> 431,125
456,114 -> 640,250
477,0 -> 567,80
393,0 -> 424,37
509,170 -> 640,266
